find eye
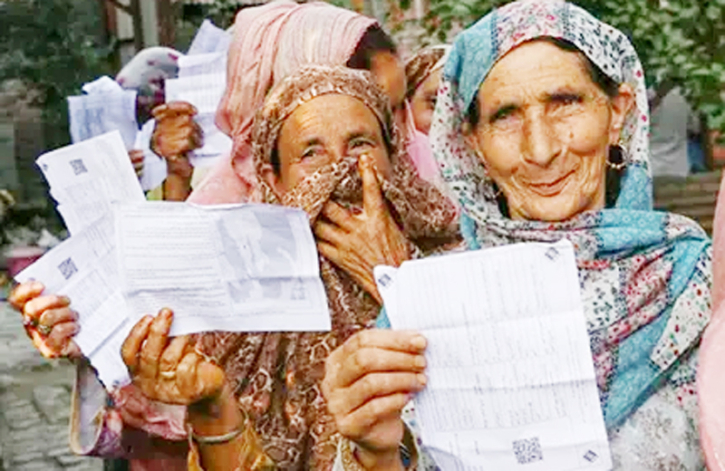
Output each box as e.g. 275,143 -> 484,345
350,137 -> 375,150
301,146 -> 323,160
489,105 -> 517,124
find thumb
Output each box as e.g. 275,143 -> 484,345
197,362 -> 226,398
360,154 -> 385,215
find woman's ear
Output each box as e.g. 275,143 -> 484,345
260,162 -> 285,196
609,83 -> 635,145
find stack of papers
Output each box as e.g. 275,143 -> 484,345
18,132 -> 329,389
375,240 -> 612,470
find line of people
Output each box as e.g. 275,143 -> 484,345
8,0 -> 723,469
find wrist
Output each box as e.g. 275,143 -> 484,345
354,444 -> 404,471
187,383 -> 243,438
163,172 -> 192,201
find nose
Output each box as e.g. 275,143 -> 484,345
522,112 -> 559,167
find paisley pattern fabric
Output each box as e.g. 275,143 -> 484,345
404,45 -> 451,99
193,65 -> 459,470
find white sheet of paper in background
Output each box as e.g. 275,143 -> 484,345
165,73 -> 232,162
135,120 -> 168,191
375,240 -> 612,471
36,131 -> 145,234
68,89 -> 139,151
116,202 -> 330,336
187,19 -> 231,56
178,52 -> 227,77
15,216 -> 132,389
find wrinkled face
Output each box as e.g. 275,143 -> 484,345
410,68 -> 442,135
270,94 -> 392,193
370,51 -> 408,133
468,40 -> 632,222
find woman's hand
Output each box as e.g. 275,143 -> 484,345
322,329 -> 427,468
314,155 -> 410,303
129,149 -> 144,180
121,308 -> 225,406
8,281 -> 81,359
151,101 -> 202,179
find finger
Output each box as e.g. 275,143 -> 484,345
360,154 -> 385,215
121,315 -> 154,374
24,295 -> 71,321
320,201 -> 355,231
62,341 -> 82,359
338,393 -> 410,439
336,349 -> 426,389
332,372 -> 425,416
39,307 -> 78,329
9,281 -> 44,311
176,352 -> 200,400
159,335 -> 190,373
313,221 -> 348,247
44,322 -> 80,352
138,309 -> 173,379
342,330 -> 427,359
316,240 -> 344,266
197,362 -> 226,399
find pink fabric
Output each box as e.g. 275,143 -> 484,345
189,0 -> 377,205
699,172 -> 725,470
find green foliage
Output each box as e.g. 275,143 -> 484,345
402,0 -> 725,132
0,0 -> 115,147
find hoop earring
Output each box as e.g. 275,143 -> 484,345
606,144 -> 628,171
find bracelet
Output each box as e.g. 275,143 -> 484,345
190,424 -> 245,445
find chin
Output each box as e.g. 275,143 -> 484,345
522,199 -> 590,222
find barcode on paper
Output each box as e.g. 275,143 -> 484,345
70,158 -> 88,175
58,258 -> 78,280
513,437 -> 543,465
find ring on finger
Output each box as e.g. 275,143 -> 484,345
159,371 -> 176,380
37,324 -> 52,336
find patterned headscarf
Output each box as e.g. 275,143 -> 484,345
405,45 -> 451,99
188,1 -> 378,205
430,0 -> 711,429
195,65 -> 459,469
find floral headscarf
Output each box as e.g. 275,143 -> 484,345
430,0 -> 711,429
194,65 -> 459,469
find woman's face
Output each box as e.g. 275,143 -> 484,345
270,94 -> 392,193
468,40 -> 633,222
370,51 -> 408,133
410,68 -> 442,135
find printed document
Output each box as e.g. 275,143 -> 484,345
115,202 -> 330,336
36,131 -> 145,234
15,216 -> 133,389
375,240 -> 612,471
186,19 -> 231,56
135,120 -> 168,192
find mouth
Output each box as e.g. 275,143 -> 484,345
525,169 -> 575,197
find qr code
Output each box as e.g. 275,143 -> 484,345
58,258 -> 78,280
513,437 -> 543,465
69,158 -> 88,175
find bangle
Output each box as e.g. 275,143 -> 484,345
190,424 -> 245,445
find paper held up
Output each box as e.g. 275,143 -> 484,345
186,19 -> 231,56
375,240 -> 612,471
15,216 -> 133,390
36,131 -> 145,235
115,202 -> 330,336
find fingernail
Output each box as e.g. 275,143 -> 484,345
359,154 -> 370,165
59,296 -> 71,305
31,281 -> 43,291
411,335 -> 427,350
415,355 -> 426,368
161,308 -> 173,319
417,374 -> 427,386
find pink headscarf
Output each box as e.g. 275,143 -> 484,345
188,1 -> 378,204
698,173 -> 725,470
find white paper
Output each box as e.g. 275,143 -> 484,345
165,73 -> 232,160
187,19 -> 231,56
178,52 -> 227,77
36,131 -> 145,234
135,120 -> 168,191
375,240 -> 612,471
116,202 -> 330,335
68,88 -> 139,151
15,216 -> 133,390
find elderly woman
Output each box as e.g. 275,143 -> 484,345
405,45 -> 450,136
12,65 -> 458,470
119,65 -> 458,470
188,0 -> 440,206
322,1 -> 712,470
